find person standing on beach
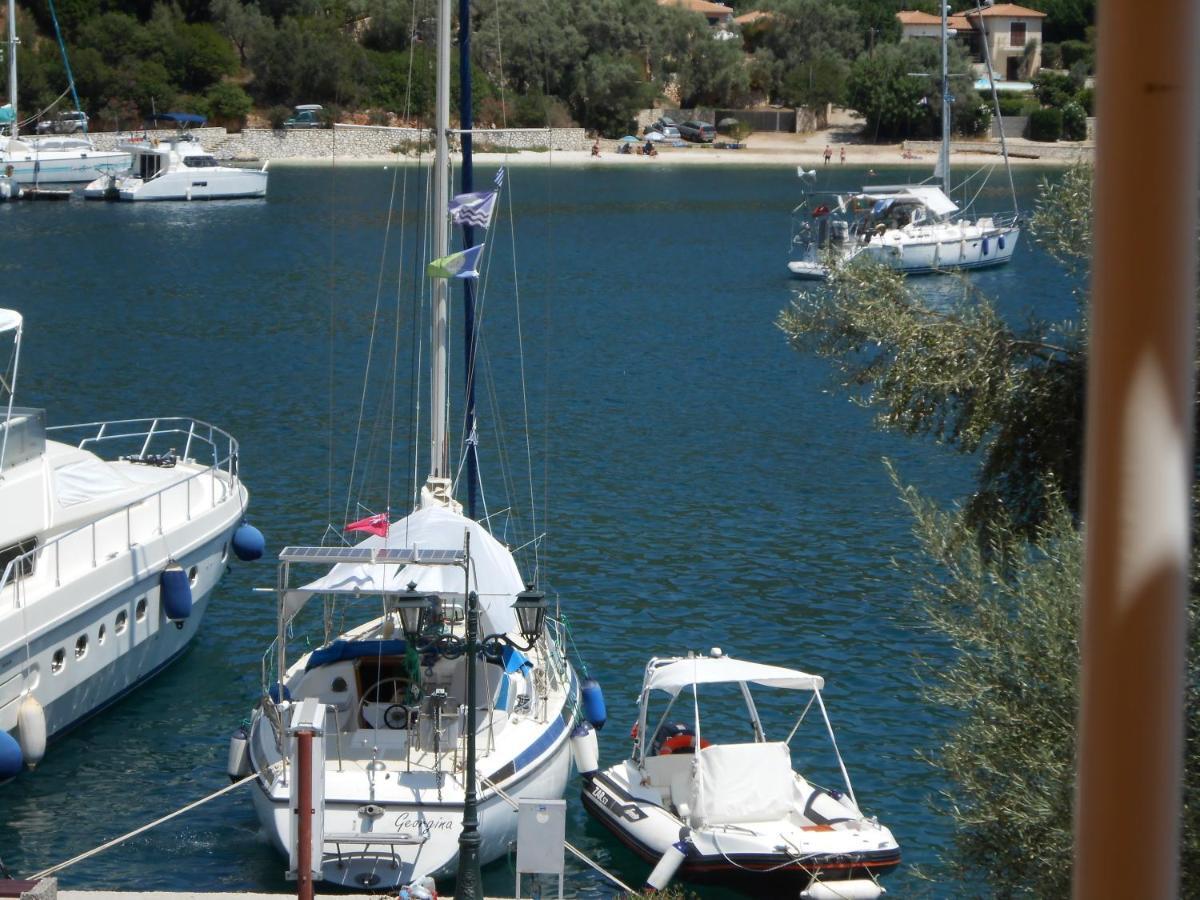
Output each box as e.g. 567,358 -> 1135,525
839,146 -> 846,163
823,146 -> 832,165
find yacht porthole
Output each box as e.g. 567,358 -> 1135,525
331,677 -> 347,692
136,597 -> 147,622
188,565 -> 199,586
51,649 -> 65,673
98,624 -> 106,644
75,635 -> 88,660
115,610 -> 128,634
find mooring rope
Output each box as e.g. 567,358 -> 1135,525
31,770 -> 266,879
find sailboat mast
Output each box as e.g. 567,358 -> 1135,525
6,0 -> 17,139
940,0 -> 951,196
458,0 -> 478,521
428,0 -> 452,490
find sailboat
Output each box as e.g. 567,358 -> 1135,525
235,0 -> 583,890
1,0 -> 127,184
788,1 -> 1020,278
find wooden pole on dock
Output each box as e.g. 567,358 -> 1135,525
1074,0 -> 1199,896
296,729 -> 314,900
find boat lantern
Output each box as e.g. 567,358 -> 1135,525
512,585 -> 547,646
160,562 -> 192,627
0,730 -> 22,780
395,582 -> 434,642
581,677 -> 607,731
232,522 -> 266,561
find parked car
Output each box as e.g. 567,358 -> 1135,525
653,115 -> 678,132
645,123 -> 681,141
36,110 -> 88,134
677,119 -> 716,143
284,104 -> 325,128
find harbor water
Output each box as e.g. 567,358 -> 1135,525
0,162 -> 1078,897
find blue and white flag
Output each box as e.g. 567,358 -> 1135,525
448,190 -> 497,228
493,166 -> 505,189
427,243 -> 485,279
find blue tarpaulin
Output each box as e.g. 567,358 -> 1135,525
152,112 -> 207,126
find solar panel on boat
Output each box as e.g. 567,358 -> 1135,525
278,545 -> 466,564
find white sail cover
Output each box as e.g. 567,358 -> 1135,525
294,505 -> 522,636
898,185 -> 958,216
644,656 -> 824,696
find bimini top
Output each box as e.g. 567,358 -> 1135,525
644,655 -> 825,696
0,309 -> 22,335
863,184 -> 958,217
152,112 -> 207,127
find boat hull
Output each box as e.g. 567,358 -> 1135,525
87,169 -> 269,201
789,223 -> 1021,278
582,769 -> 900,893
1,150 -> 130,185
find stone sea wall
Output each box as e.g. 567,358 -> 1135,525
84,124 -> 588,160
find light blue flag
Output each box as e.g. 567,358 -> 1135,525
427,243 -> 485,279
448,190 -> 497,228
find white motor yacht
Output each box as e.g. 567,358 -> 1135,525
84,114 -> 267,202
582,651 -> 900,898
0,309 -> 254,781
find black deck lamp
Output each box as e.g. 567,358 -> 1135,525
512,585 -> 547,647
394,581 -> 432,643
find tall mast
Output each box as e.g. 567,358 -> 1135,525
425,0 -> 452,504
458,0 -> 478,521
939,0 -> 951,196
7,0 -> 17,138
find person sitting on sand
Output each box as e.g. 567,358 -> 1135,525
591,139 -> 600,157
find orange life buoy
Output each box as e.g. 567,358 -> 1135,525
658,734 -> 712,755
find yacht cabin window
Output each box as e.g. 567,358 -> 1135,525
0,536 -> 37,579
182,155 -> 218,168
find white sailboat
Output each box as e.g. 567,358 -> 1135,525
0,309 -> 255,782
788,1 -> 1020,278
1,0 -> 127,184
236,0 -> 584,889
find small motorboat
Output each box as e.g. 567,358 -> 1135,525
580,649 -> 900,898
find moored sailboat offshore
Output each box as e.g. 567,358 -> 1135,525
1,0 -> 127,183
788,0 -> 1020,278
234,0 -> 591,890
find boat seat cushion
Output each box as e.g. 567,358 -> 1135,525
692,741 -> 795,826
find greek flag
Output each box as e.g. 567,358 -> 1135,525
427,244 -> 485,279
448,190 -> 497,228
494,167 -> 505,188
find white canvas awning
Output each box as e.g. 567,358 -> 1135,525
899,185 -> 958,216
0,309 -> 22,335
644,656 -> 824,696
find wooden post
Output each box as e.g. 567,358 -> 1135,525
296,729 -> 314,900
1074,0 -> 1199,896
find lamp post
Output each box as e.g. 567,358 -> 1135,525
457,587 -> 546,900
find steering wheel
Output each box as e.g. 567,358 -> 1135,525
358,677 -> 412,728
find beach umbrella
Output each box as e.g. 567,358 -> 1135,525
619,135 -> 639,143
644,131 -> 665,142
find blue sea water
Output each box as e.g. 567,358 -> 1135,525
0,162 -> 1079,897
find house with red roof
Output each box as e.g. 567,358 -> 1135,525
897,4 -> 1047,81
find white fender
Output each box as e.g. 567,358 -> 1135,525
802,878 -> 884,900
644,841 -> 687,891
17,694 -> 47,769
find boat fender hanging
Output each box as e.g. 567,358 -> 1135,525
17,695 -> 46,769
581,678 -> 607,731
269,682 -> 292,704
801,878 -> 884,900
161,562 -> 192,627
998,234 -> 1006,250
227,726 -> 251,781
0,730 -> 22,780
982,236 -> 990,256
644,840 -> 689,891
570,722 -> 599,776
232,522 -> 265,561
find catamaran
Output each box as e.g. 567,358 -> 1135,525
233,0 -> 585,889
788,0 -> 1020,278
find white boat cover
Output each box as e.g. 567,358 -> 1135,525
0,308 -> 21,335
645,656 -> 824,695
54,457 -> 133,507
693,741 -> 795,826
291,505 -> 521,636
898,185 -> 958,216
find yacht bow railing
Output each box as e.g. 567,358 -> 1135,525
0,416 -> 241,609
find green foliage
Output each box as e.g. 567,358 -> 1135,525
1017,0 -> 1095,44
1074,86 -> 1094,115
205,80 -> 253,121
252,15 -> 370,106
995,91 -> 1036,117
676,33 -> 751,108
1059,38 -> 1093,73
747,0 -> 862,105
211,0 -> 269,65
1060,101 -> 1086,141
778,50 -> 849,109
1032,70 -> 1075,108
1040,41 -> 1061,69
1028,107 -> 1062,142
267,103 -> 291,127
